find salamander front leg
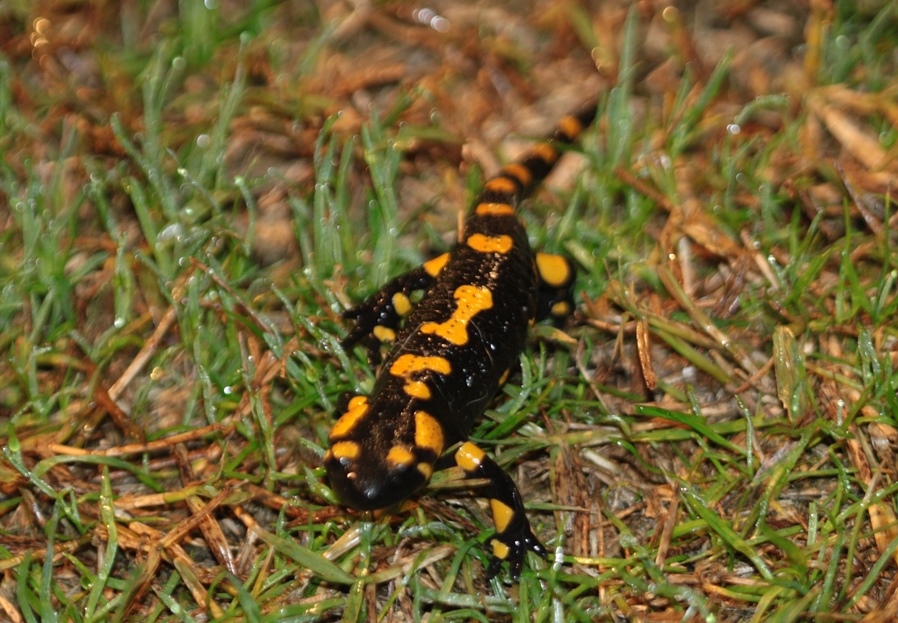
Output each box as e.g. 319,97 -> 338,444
454,441 -> 547,579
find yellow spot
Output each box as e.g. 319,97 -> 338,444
475,202 -> 515,217
390,354 -> 451,398
550,301 -> 570,317
330,396 -> 370,440
392,292 -> 412,317
455,441 -> 485,472
490,499 -> 516,534
423,253 -> 450,277
466,233 -> 513,254
404,380 -> 432,400
415,410 -> 444,455
533,142 -> 557,165
498,368 -> 510,386
417,462 -> 433,478
390,354 -> 452,376
502,163 -> 533,187
558,114 -> 584,141
491,539 -> 510,561
536,253 -> 572,287
421,285 -> 493,346
373,325 -> 396,343
484,176 -> 517,195
386,445 -> 415,468
331,441 -> 361,461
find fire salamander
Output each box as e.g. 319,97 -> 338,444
324,103 -> 597,578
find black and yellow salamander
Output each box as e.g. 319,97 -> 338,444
324,103 -> 597,578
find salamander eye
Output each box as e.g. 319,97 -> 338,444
386,445 -> 415,469
327,441 -> 361,464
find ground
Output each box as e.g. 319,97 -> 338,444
1,1 -> 898,621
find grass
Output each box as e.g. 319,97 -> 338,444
1,1 -> 898,621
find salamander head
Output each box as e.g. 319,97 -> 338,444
324,446 -> 429,510
324,396 -> 445,510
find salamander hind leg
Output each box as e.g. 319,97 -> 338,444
455,441 -> 547,579
340,253 -> 449,363
535,251 -> 576,324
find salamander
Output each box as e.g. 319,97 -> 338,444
324,103 -> 597,578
